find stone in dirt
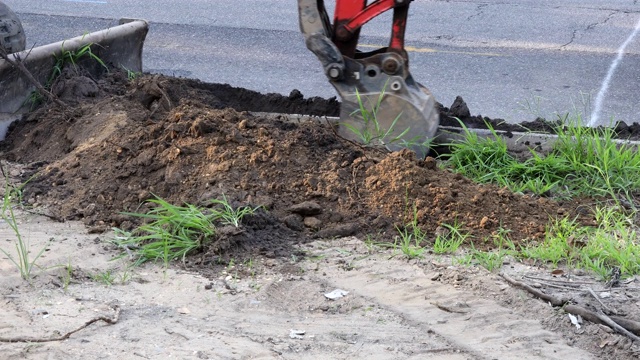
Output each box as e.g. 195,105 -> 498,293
289,201 -> 323,216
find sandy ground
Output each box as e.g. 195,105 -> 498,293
4,211 -> 638,359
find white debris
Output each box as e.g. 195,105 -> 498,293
324,289 -> 349,300
568,314 -> 581,329
289,329 -> 305,339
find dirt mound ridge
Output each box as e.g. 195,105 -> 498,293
2,72 -> 592,256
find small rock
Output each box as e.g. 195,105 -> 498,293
289,201 -> 323,216
87,225 -> 108,234
598,324 -> 614,334
329,212 -> 343,222
265,259 -> 278,267
138,190 -> 151,201
82,203 -> 97,217
449,96 -> 471,118
423,156 -> 437,170
289,89 -> 303,100
428,272 -> 442,281
304,216 -> 322,229
283,214 -> 304,231
315,223 -> 359,238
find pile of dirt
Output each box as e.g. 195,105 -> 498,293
1,70 -> 594,259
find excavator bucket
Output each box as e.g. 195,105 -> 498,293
0,18 -> 148,138
299,0 -> 439,159
334,53 -> 439,159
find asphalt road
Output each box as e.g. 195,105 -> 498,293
4,0 -> 640,125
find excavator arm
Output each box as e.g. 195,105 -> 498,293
298,0 -> 439,158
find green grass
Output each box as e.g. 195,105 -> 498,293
26,42 -> 108,107
91,269 -> 116,286
441,115 -> 640,278
393,225 -> 427,259
207,194 -> 261,228
342,87 -> 403,146
341,83 -> 431,154
432,221 -> 469,254
451,207 -> 640,279
113,195 -> 257,267
520,207 -> 640,280
455,229 -> 515,272
0,174 -> 47,281
52,42 -> 108,80
121,65 -> 142,81
444,117 -> 640,199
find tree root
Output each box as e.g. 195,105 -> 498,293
500,273 -> 640,342
0,305 -> 120,343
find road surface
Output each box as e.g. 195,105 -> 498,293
5,0 -> 640,125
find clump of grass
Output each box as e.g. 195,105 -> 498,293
91,269 -> 116,286
122,65 -> 142,81
375,204 -> 428,259
0,173 -> 47,281
341,84 -> 432,154
444,117 -> 640,199
113,195 -> 258,267
519,216 -> 581,268
460,229 -> 516,272
432,221 -> 470,254
468,249 -> 505,272
208,194 -> 260,228
518,207 -> 640,280
343,87 -> 406,146
26,42 -> 108,107
393,224 -> 427,259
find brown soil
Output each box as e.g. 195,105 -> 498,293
1,70 -> 594,260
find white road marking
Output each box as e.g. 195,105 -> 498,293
589,15 -> 640,126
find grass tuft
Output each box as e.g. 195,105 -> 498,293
0,172 -> 47,281
113,195 -> 258,267
444,117 -> 640,200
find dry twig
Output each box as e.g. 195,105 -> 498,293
0,305 -> 120,343
500,273 -> 566,306
430,301 -> 469,314
594,310 -> 640,342
587,287 -> 617,315
501,273 -> 640,342
0,47 -> 67,108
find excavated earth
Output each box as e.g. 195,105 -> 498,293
1,71 -> 597,256
1,69 -> 640,359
